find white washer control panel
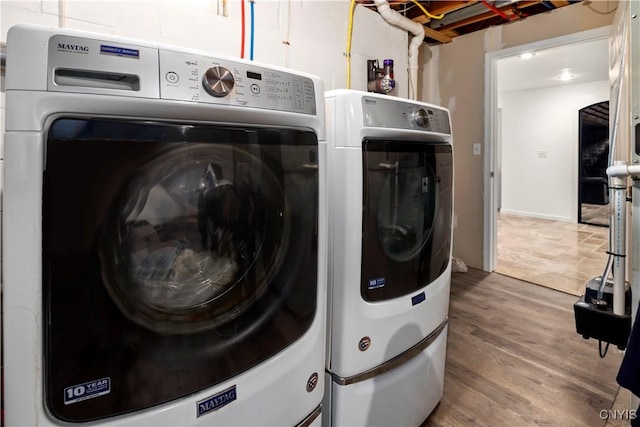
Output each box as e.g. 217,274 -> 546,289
160,49 -> 317,115
44,34 -> 317,115
362,96 -> 450,134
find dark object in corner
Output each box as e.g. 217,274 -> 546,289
574,277 -> 631,350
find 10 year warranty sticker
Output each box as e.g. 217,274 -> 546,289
64,377 -> 111,405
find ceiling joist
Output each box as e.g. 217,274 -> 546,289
412,1 -> 475,24
370,0 -> 582,45
422,26 -> 454,44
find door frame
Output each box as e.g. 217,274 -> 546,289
483,26 -> 611,272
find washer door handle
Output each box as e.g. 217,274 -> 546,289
378,161 -> 398,170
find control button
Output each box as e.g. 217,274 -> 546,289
414,108 -> 430,128
165,71 -> 179,84
250,84 -> 260,94
203,66 -> 235,97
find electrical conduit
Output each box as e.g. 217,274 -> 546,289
346,0 -> 356,89
372,0 -> 425,100
597,161 -> 631,317
598,14 -> 629,316
610,164 -> 627,317
603,160 -> 639,317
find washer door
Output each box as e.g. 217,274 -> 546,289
100,144 -> 288,334
43,118 -> 319,422
361,139 -> 452,302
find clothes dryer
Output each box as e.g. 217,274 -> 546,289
323,89 -> 453,426
3,24 -> 326,426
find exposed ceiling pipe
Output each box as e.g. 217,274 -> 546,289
373,0 -> 425,100
429,0 -> 514,29
480,0 -> 515,21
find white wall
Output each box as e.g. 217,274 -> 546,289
0,1 -> 408,95
499,80 -> 609,222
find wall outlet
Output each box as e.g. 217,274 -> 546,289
473,143 -> 481,156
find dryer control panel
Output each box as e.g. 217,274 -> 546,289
159,49 -> 317,115
362,96 -> 451,134
42,33 -> 316,116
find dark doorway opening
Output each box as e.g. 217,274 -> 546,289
578,101 -> 609,227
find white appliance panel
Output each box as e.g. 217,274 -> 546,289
323,89 -> 453,426
325,90 -> 452,377
3,24 -> 327,427
328,326 -> 447,427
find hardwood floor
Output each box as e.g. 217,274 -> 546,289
422,269 -> 623,427
496,213 -> 609,296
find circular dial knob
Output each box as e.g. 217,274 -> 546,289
413,108 -> 430,128
203,66 -> 235,97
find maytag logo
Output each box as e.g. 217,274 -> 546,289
197,385 -> 237,418
57,43 -> 89,54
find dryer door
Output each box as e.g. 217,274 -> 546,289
361,139 -> 452,302
43,118 -> 319,422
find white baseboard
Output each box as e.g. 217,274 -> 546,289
499,209 -> 574,223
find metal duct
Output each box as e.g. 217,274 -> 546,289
429,1 -> 515,29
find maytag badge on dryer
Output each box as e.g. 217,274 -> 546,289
197,385 -> 237,418
57,42 -> 89,54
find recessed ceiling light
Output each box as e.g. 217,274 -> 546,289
559,71 -> 574,81
519,52 -> 535,60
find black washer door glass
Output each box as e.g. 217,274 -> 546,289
376,154 -> 437,262
361,139 -> 452,302
43,118 -> 319,422
101,144 -> 287,334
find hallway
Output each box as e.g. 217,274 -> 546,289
495,213 -> 609,296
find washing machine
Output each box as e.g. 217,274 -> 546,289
3,24 -> 326,426
323,89 -> 453,426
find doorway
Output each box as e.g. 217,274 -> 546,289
578,101 -> 610,227
484,27 -> 611,295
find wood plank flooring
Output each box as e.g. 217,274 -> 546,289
496,213 -> 609,296
422,269 -> 623,427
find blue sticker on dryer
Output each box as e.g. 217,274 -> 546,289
368,277 -> 385,289
64,377 -> 111,405
411,292 -> 426,306
100,44 -> 140,58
